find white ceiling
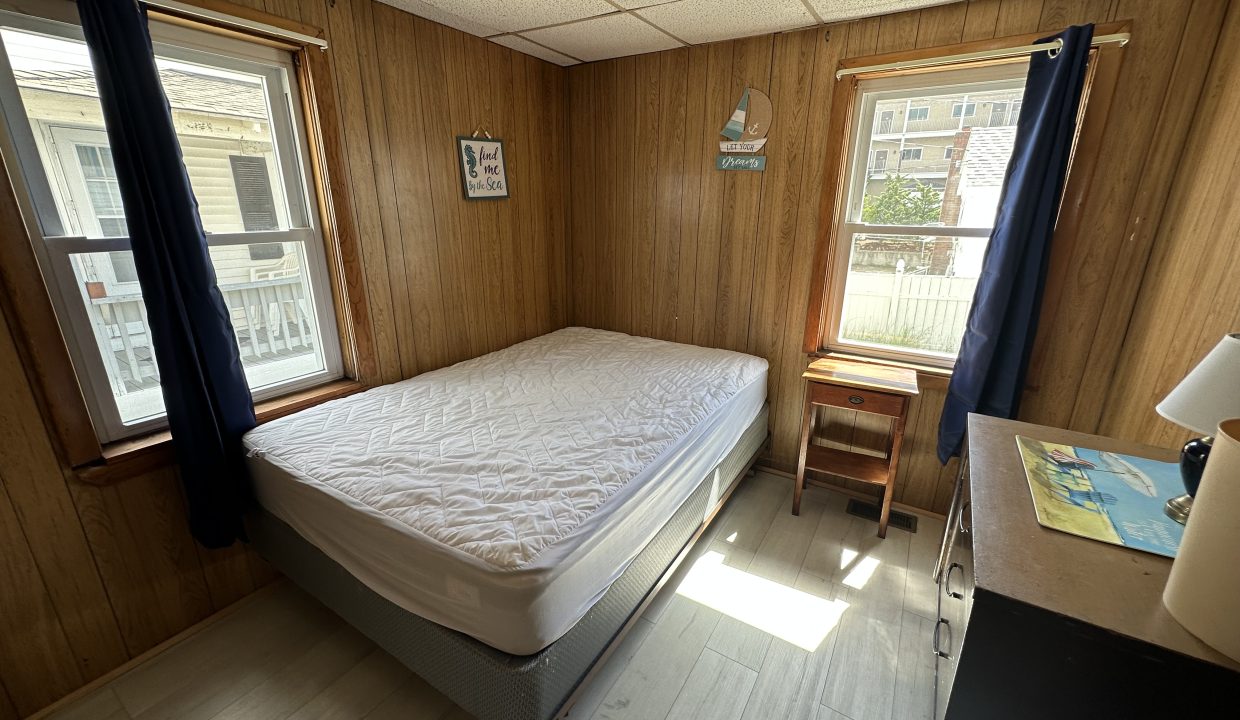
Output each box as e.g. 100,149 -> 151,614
379,0 -> 960,67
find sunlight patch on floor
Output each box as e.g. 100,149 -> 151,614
675,551 -> 849,651
839,548 -> 881,589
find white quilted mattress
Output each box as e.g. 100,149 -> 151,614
243,327 -> 767,654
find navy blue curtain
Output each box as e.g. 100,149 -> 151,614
79,0 -> 257,547
937,25 -> 1094,463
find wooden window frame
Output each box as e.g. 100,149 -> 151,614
802,24 -> 1130,369
0,0 -> 376,481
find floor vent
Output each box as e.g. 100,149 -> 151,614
845,498 -> 918,533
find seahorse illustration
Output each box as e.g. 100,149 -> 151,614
463,145 -> 478,178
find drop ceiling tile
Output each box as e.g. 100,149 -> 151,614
806,0 -> 958,24
490,35 -> 580,66
637,0 -> 817,45
377,0 -> 502,36
410,0 -> 615,35
524,14 -> 683,63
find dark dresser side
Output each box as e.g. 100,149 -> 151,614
934,414 -> 1240,719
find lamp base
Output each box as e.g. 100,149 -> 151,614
1165,493 -> 1193,524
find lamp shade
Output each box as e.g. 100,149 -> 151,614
1156,334 -> 1240,435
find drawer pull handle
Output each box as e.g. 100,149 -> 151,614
945,562 -> 964,600
958,501 -> 972,535
848,395 -> 864,405
932,618 -> 951,659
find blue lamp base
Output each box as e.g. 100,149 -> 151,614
1165,435 -> 1212,524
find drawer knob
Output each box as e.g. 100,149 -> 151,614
848,395 -> 864,405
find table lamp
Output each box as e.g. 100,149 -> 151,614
1155,333 -> 1240,524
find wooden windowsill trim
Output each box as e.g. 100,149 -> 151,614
74,379 -> 366,485
810,351 -> 952,390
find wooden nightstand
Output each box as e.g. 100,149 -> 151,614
793,358 -> 919,538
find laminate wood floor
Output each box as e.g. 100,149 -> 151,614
41,472 -> 942,720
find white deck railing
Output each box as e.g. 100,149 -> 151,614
87,276 -> 317,394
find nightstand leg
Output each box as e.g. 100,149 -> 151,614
878,475 -> 895,539
793,385 -> 814,515
878,405 -> 909,538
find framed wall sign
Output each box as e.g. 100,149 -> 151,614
456,136 -> 509,200
717,86 -> 772,172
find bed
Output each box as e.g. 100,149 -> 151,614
243,327 -> 769,719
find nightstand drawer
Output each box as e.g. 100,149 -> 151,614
809,383 -> 905,417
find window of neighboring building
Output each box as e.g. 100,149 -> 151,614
951,101 -> 977,118
822,63 -> 1028,366
877,109 -> 895,134
988,101 -> 1009,126
871,149 -> 888,170
0,13 -> 343,441
907,106 -> 929,121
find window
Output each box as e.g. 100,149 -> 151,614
871,149 -> 888,170
988,101 -> 1009,126
907,106 -> 929,121
877,109 -> 895,134
822,63 -> 1028,366
951,101 -> 977,118
0,11 -> 342,441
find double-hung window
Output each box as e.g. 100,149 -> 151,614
951,101 -> 976,118
821,63 -> 1028,367
0,7 -> 342,441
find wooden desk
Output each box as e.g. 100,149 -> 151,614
793,358 -> 919,537
936,414 -> 1240,719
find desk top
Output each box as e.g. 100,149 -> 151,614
967,414 -> 1240,672
803,358 -> 919,396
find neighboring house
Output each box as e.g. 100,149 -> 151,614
941,125 -> 1016,278
14,66 -> 314,396
865,90 -> 1023,197
861,96 -> 1022,279
14,65 -> 295,298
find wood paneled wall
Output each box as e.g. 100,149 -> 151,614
567,0 -> 1230,513
1100,0 -> 1240,446
0,0 -> 569,715
5,0 -> 1238,715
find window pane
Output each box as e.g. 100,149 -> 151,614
837,233 -> 986,358
2,27 -> 294,237
69,243 -> 328,425
861,86 -> 1024,228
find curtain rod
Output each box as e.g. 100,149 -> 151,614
142,0 -> 328,49
836,32 -> 1129,79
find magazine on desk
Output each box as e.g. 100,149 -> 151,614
1015,436 -> 1185,558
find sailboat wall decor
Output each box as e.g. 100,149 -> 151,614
717,86 -> 771,171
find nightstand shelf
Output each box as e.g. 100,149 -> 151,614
794,357 -> 919,537
804,444 -> 890,486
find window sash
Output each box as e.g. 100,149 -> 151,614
825,63 -> 1027,367
40,232 -> 340,440
824,228 -> 991,368
0,7 -> 342,442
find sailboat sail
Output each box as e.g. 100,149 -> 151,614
739,89 -> 772,141
721,87 -> 749,141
